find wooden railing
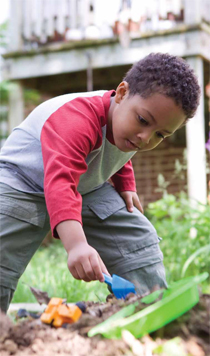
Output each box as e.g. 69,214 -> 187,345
9,0 -> 210,51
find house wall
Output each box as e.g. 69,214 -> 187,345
132,144 -> 186,207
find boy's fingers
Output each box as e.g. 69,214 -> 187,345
89,254 -> 104,282
98,256 -> 110,278
134,197 -> 144,213
126,196 -> 133,212
70,263 -> 92,282
70,266 -> 80,280
82,259 -> 96,281
76,262 -> 93,281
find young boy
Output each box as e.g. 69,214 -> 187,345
0,53 -> 200,313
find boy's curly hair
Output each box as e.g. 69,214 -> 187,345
124,53 -> 201,119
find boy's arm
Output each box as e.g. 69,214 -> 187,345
40,99 -> 109,282
56,220 -> 109,282
41,99 -> 102,237
111,160 -> 136,192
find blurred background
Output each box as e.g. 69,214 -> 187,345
0,0 -> 210,302
0,0 -> 209,206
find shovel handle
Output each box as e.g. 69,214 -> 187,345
102,273 -> 113,286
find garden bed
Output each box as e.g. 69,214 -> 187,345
0,293 -> 209,356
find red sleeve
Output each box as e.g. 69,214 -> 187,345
40,98 -> 102,237
111,160 -> 136,192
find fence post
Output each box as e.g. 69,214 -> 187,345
185,56 -> 207,204
9,0 -> 23,51
8,82 -> 24,133
183,0 -> 202,25
86,52 -> 93,92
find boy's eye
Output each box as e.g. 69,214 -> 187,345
138,116 -> 148,125
156,132 -> 165,139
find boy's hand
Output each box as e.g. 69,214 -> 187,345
56,220 -> 110,283
67,242 -> 110,282
120,191 -> 144,214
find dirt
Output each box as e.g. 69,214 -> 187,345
0,294 -> 209,356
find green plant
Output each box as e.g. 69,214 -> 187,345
24,89 -> 41,105
154,173 -> 170,196
146,192 -> 210,291
0,81 -> 16,103
181,244 -> 210,277
153,337 -> 187,356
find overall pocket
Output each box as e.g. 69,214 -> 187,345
87,193 -> 160,256
0,196 -> 46,228
87,193 -> 126,220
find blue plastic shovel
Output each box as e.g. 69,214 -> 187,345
103,273 -> 136,299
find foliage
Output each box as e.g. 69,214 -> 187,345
181,244 -> 210,277
24,89 -> 41,105
154,173 -> 170,195
145,191 -> 210,290
0,21 -> 41,106
0,81 -> 16,102
12,240 -> 108,303
0,81 -> 41,104
0,21 -> 8,48
153,337 -> 187,356
155,151 -> 188,196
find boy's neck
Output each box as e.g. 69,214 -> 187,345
106,95 -> 116,145
107,95 -> 116,134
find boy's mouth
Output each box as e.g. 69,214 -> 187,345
126,140 -> 140,150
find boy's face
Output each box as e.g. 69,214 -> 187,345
108,82 -> 186,152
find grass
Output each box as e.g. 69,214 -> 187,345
12,240 -> 109,303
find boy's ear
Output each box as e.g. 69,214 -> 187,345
115,81 -> 129,103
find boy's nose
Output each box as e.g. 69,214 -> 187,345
137,131 -> 153,144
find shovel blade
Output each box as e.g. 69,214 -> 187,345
112,274 -> 136,299
102,273 -> 136,299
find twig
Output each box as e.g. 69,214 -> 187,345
122,330 -> 144,356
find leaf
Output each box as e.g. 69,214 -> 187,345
174,159 -> 183,174
153,337 -> 187,356
181,244 -> 210,277
23,283 -> 51,305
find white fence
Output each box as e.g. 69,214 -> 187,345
0,106 -> 9,148
9,0 -> 210,51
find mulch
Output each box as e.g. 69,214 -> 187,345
0,293 -> 209,356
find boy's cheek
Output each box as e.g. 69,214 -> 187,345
142,139 -> 162,151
